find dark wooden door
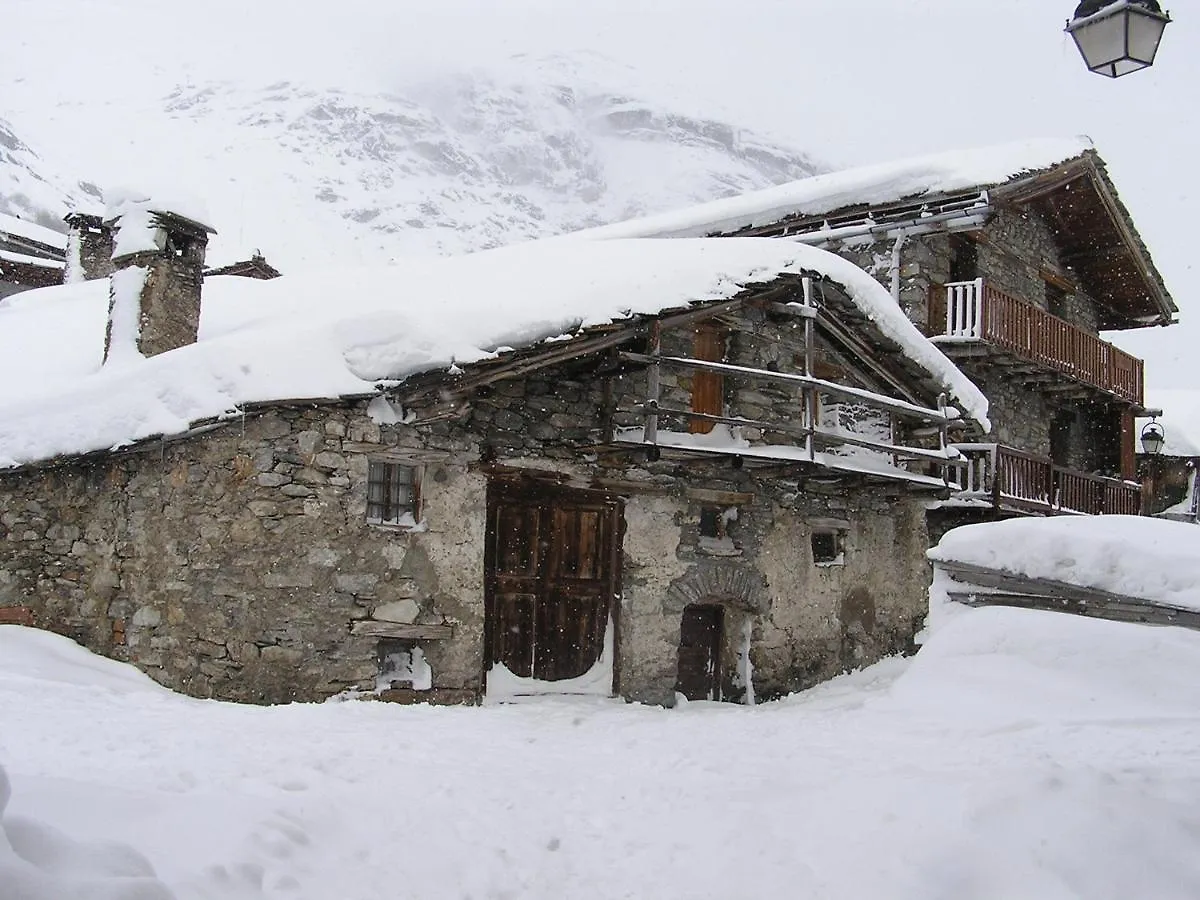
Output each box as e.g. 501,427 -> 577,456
485,479 -> 621,685
675,604 -> 723,701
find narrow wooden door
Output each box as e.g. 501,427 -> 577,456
485,480 -> 621,685
675,604 -> 723,701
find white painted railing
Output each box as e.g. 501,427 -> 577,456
949,441 -> 996,496
944,278 -> 984,339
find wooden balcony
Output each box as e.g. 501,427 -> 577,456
931,279 -> 1144,405
951,443 -> 1142,517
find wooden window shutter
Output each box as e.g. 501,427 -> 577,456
690,323 -> 726,434
927,283 -> 947,337
1119,408 -> 1136,482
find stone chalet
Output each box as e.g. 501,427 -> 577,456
0,196 -> 988,706
588,137 -> 1179,536
0,138 -> 1179,707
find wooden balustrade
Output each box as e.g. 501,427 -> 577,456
950,443 -> 1142,517
938,280 -> 1144,404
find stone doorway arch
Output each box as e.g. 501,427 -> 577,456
667,564 -> 766,703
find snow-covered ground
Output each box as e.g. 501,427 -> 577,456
4,587 -> 1200,900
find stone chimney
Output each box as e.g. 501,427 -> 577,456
62,212 -> 114,283
103,204 -> 216,364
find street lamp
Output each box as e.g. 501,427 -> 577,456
1066,0 -> 1172,78
1141,419 -> 1166,456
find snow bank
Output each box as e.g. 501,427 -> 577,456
574,138 -> 1093,240
0,625 -> 170,697
4,585 -> 1200,899
485,617 -> 615,700
0,237 -> 986,468
905,571 -> 1200,720
0,763 -> 175,900
928,515 -> 1200,610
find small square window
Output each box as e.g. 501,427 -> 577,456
811,530 -> 845,566
699,506 -> 723,539
367,460 -> 421,526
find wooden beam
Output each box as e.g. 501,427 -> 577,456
745,298 -> 817,319
351,622 -> 454,640
815,307 -> 924,407
946,590 -> 1200,632
992,162 -> 1092,205
936,560 -> 1146,607
404,326 -> 643,402
612,436 -> 951,490
619,352 -> 954,423
589,477 -> 673,496
623,404 -> 956,463
684,488 -> 756,505
629,403 -> 814,441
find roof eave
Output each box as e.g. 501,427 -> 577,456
993,151 -> 1177,328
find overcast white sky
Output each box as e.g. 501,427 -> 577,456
5,0 -> 1196,388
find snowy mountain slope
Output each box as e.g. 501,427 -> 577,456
1,65 -> 825,270
0,118 -> 101,235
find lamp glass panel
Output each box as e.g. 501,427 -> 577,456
1072,13 -> 1129,69
1127,11 -> 1168,64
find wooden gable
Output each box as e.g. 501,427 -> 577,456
993,154 -> 1176,329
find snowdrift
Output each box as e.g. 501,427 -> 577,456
0,763 -> 175,900
3,598 -> 1200,899
928,515 -> 1200,611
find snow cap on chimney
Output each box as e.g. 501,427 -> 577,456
102,193 -> 217,364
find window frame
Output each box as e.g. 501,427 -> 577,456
810,528 -> 847,567
365,458 -> 423,528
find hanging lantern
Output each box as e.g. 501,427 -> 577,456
1066,0 -> 1172,78
1140,419 -> 1166,455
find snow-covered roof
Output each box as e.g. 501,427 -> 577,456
574,138 -> 1094,240
0,249 -> 63,270
0,237 -> 986,469
0,212 -> 67,252
930,516 -> 1200,611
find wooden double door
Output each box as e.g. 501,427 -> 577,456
484,478 -> 622,685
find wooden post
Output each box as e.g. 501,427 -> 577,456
1119,408 -> 1137,482
643,321 -> 661,450
989,443 -> 1002,514
937,393 -> 948,485
802,277 -> 815,462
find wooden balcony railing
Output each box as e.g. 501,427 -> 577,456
934,279 -> 1144,405
951,443 -> 1142,517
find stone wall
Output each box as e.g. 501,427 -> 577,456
0,307 -> 936,707
838,206 -> 1107,341
0,406 -> 486,703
